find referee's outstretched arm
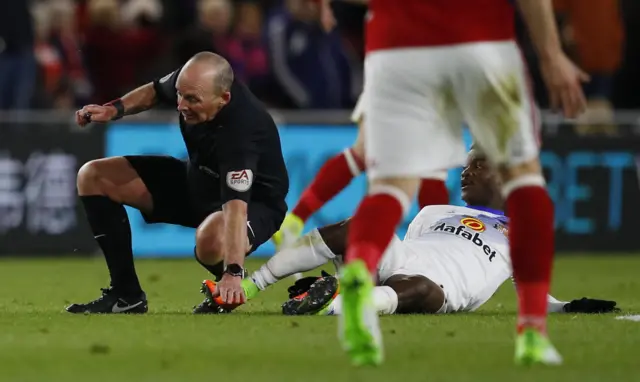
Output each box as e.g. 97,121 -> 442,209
74,82 -> 158,125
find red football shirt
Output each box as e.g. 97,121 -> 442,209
365,0 -> 516,53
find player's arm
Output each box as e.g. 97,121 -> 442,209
515,0 -> 563,61
515,0 -> 588,118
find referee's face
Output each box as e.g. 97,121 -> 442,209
176,72 -> 227,125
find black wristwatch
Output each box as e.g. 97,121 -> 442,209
224,264 -> 245,278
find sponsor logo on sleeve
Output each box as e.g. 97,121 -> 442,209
226,169 -> 253,192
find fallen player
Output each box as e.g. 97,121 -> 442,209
201,149 -> 618,316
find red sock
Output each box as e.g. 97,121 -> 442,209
418,178 -> 449,208
507,186 -> 554,334
292,149 -> 364,222
346,193 -> 404,274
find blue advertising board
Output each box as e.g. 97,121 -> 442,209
106,123 -> 640,256
106,124 -> 471,257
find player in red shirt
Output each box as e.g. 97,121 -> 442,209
271,96 -> 450,255
319,0 -> 588,367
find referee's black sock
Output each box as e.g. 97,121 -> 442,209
81,195 -> 143,297
194,248 -> 224,281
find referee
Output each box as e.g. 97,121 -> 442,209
67,52 -> 289,314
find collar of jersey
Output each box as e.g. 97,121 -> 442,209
465,205 -> 508,223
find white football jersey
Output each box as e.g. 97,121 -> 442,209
378,205 -> 513,313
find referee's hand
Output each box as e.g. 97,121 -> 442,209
75,104 -> 117,127
215,274 -> 247,305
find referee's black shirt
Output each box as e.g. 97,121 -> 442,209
152,67 -> 289,213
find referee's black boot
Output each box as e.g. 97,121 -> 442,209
66,287 -> 148,314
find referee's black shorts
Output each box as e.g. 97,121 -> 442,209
124,155 -> 285,254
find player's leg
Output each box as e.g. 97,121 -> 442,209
341,48 -> 465,366
250,219 -> 349,293
291,273 -> 445,316
283,230 -> 446,316
501,161 -> 561,365
272,110 -> 366,252
383,275 -> 446,314
453,41 -> 561,365
418,171 -> 450,208
67,155 -> 189,314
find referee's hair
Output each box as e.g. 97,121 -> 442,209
191,51 -> 235,95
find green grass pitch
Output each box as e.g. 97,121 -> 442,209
0,255 -> 638,382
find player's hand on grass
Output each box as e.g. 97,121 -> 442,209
215,274 -> 247,304
287,270 -> 332,298
563,297 -> 619,314
75,104 -> 117,127
539,52 -> 590,119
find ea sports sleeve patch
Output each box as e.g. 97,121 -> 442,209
217,138 -> 258,203
226,169 -> 254,192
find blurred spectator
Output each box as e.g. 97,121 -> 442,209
174,0 -> 233,66
265,0 -> 354,109
9,0 -> 639,114
612,0 -> 640,109
32,2 -> 64,107
554,0 -> 624,103
158,0 -> 198,33
226,2 -> 270,99
0,1 -> 37,110
49,0 -> 92,106
83,0 -> 165,104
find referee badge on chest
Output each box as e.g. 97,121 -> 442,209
226,169 -> 253,192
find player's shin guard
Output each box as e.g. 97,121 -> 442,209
292,148 -> 365,222
418,174 -> 449,208
346,185 -> 410,274
503,174 -> 553,334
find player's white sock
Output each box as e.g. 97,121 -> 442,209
328,286 -> 398,315
546,295 -> 570,313
250,229 -> 336,290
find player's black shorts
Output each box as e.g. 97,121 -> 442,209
124,155 -> 285,254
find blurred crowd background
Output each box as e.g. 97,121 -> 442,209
0,0 -> 637,114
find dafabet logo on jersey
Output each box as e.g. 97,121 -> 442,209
432,219 -> 496,262
460,217 -> 486,232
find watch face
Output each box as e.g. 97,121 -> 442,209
226,264 -> 243,275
